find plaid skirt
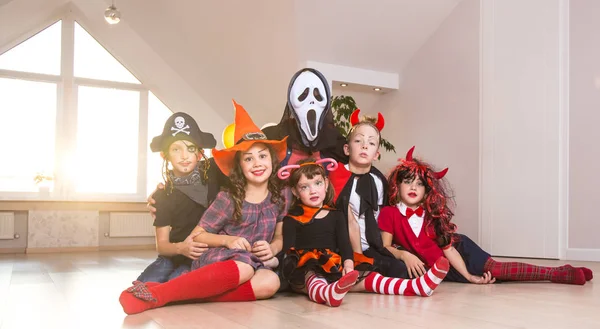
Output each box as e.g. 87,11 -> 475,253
191,247 -> 266,271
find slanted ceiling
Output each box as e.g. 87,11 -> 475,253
1,0 -> 461,125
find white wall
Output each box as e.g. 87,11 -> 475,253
332,87 -> 384,115
375,0 -> 481,241
568,0 -> 600,260
480,0 -> 567,259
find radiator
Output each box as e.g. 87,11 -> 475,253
109,212 -> 155,237
0,212 -> 15,240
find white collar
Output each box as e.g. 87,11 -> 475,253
396,202 -> 425,219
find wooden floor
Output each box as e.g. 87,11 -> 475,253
0,250 -> 598,329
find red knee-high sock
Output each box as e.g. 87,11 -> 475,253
143,278 -> 256,304
364,257 -> 449,297
119,260 -> 241,314
483,258 -> 586,285
305,270 -> 359,307
207,281 -> 256,302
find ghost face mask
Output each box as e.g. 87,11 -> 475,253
287,70 -> 330,148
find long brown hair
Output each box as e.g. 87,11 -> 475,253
227,144 -> 284,223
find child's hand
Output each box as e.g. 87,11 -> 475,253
251,240 -> 273,262
146,183 -> 165,220
403,252 -> 426,278
226,236 -> 252,251
468,271 -> 496,284
178,231 -> 208,260
262,256 -> 279,269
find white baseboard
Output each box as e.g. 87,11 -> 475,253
566,248 -> 600,262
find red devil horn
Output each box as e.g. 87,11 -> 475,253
432,167 -> 449,179
405,146 -> 415,161
375,112 -> 385,131
350,109 -> 360,127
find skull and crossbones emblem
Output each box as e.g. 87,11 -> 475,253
171,116 -> 190,136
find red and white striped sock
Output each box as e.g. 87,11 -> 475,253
305,270 -> 359,307
364,257 -> 449,297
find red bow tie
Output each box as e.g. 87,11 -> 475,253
406,207 -> 424,218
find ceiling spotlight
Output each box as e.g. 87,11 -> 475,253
340,83 -> 348,87
373,87 -> 381,91
104,2 -> 121,25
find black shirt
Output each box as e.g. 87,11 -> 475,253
153,187 -> 207,243
282,209 -> 353,262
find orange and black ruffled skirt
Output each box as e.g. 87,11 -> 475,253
282,248 -> 344,286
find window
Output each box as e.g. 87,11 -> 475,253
0,18 -> 178,201
0,20 -> 62,75
73,23 -> 140,84
75,86 -> 140,194
0,78 -> 57,193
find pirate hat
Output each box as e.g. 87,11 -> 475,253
212,100 -> 288,176
150,112 -> 217,152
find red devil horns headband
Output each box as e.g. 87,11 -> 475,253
350,109 -> 385,131
402,146 -> 448,180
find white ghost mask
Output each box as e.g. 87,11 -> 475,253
288,71 -> 328,143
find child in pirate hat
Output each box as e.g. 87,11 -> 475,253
135,112 -> 216,284
120,101 -> 292,314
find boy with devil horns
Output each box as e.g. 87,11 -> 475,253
328,110 -> 414,281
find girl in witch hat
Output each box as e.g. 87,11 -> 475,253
379,146 -> 593,285
135,112 -> 216,283
119,100 -> 292,314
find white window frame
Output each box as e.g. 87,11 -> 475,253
0,9 -> 157,202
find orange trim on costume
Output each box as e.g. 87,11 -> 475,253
288,205 -> 335,224
294,249 -> 341,273
352,252 -> 374,266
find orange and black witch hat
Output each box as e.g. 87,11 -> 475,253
212,100 -> 288,176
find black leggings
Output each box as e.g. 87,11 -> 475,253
363,248 -> 410,279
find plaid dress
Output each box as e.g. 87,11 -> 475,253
191,190 -> 291,271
